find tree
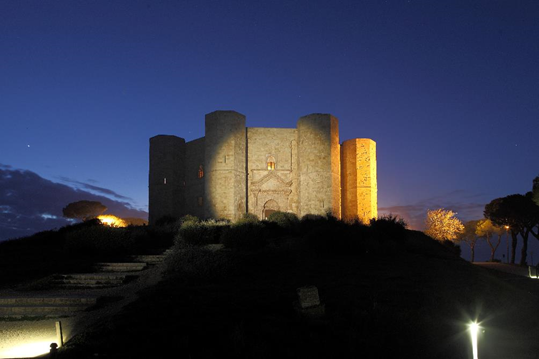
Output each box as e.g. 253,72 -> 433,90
484,194 -> 539,265
63,200 -> 107,221
456,220 -> 482,262
476,219 -> 503,262
533,176 -> 539,206
424,209 -> 465,242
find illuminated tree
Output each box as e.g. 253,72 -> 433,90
424,209 -> 464,242
456,220 -> 482,262
476,219 -> 503,262
63,200 -> 107,221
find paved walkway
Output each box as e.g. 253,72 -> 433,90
0,253 -> 171,359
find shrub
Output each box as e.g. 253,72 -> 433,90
180,214 -> 200,225
236,213 -> 260,224
64,226 -> 134,257
178,220 -> 229,246
221,222 -> 267,250
441,240 -> 461,256
165,244 -> 234,282
300,214 -> 327,234
267,211 -> 299,233
369,215 -> 407,242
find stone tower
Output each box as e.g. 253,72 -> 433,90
148,135 -> 185,224
341,139 -> 377,223
297,114 -> 341,218
204,111 -> 247,220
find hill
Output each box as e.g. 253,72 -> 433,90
42,226 -> 539,359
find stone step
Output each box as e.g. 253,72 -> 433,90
94,262 -> 147,272
0,304 -> 89,317
52,273 -> 133,288
0,296 -> 97,306
60,273 -> 130,280
130,255 -> 166,264
0,296 -> 98,318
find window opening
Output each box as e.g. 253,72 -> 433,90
198,165 -> 204,179
267,155 -> 276,170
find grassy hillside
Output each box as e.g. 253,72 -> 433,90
50,226 -> 539,359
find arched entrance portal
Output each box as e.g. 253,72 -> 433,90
263,199 -> 280,219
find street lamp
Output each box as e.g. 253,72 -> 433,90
504,226 -> 510,264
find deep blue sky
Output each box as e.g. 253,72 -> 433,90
1,1 -> 538,260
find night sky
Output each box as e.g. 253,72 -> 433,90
1,1 -> 538,261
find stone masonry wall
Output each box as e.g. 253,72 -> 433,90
203,111 -> 246,220
297,114 -> 341,218
341,138 -> 377,223
246,127 -> 298,218
185,137 -> 205,219
148,135 -> 185,224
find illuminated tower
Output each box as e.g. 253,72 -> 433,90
204,111 -> 247,220
341,138 -> 377,223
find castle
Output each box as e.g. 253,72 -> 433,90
149,111 -> 377,224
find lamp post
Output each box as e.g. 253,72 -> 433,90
505,226 -> 510,264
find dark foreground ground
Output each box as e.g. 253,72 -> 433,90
46,230 -> 539,359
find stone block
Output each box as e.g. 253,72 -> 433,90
297,285 -> 320,309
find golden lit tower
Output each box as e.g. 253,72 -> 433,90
341,138 -> 377,223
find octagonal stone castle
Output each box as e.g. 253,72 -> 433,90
149,111 -> 377,224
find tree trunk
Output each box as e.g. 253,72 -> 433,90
511,231 -> 518,264
471,245 -> 475,263
520,229 -> 530,266
489,234 -> 502,262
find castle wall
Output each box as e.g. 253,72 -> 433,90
184,137 -> 205,219
297,114 -> 341,218
204,111 -> 246,220
341,138 -> 377,223
148,110 -> 377,224
246,127 -> 298,218
148,135 -> 185,224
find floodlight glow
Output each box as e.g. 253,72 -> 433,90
469,321 -> 480,359
0,341 -> 53,358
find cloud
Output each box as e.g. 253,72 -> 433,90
379,190 -> 488,230
57,176 -> 132,201
0,165 -> 147,241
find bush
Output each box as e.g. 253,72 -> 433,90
64,226 -> 134,257
369,215 -> 407,242
165,244 -> 234,282
441,240 -> 461,257
221,222 -> 267,250
180,214 -> 200,225
300,214 -> 327,234
236,213 -> 260,224
178,220 -> 229,246
267,211 -> 299,233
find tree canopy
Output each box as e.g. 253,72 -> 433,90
62,200 -> 107,221
484,194 -> 539,265
424,208 -> 464,242
456,220 -> 481,262
476,218 -> 503,262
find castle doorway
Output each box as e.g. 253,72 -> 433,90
263,199 -> 279,219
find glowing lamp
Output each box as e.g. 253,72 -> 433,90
469,321 -> 480,359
